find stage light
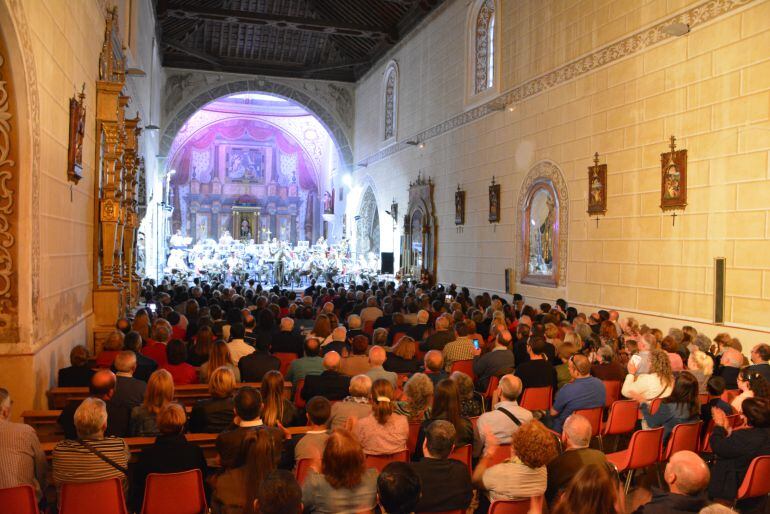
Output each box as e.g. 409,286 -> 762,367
342,173 -> 352,187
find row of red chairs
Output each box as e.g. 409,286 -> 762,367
0,469 -> 207,514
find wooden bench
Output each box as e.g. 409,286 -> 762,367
40,426 -> 312,461
47,381 -> 291,409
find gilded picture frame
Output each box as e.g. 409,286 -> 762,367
660,136 -> 687,211
587,161 -> 607,215
455,188 -> 465,225
488,182 -> 501,223
67,86 -> 86,184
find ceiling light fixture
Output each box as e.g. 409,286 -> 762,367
662,22 -> 690,36
406,139 -> 420,146
125,67 -> 147,77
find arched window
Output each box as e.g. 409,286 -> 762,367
474,0 -> 496,94
383,62 -> 398,142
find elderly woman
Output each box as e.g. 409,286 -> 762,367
189,366 -> 236,433
395,372 -> 433,421
372,327 -> 389,348
451,370 -> 483,417
687,350 -> 714,393
329,374 -> 373,430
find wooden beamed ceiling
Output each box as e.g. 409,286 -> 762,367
155,0 -> 445,81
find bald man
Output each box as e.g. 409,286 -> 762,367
549,353 -> 605,432
545,414 -> 607,501
57,369 -> 131,439
301,351 -> 351,401
421,316 -> 455,352
474,374 -> 533,457
322,326 -> 348,356
423,350 -> 448,386
635,450 -> 710,513
366,346 -> 398,387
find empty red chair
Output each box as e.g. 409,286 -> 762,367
519,386 -> 552,411
0,484 -> 39,514
487,444 -> 512,467
294,378 -> 306,409
365,450 -> 410,472
141,469 -> 207,514
600,399 -> 639,451
295,458 -> 313,485
734,455 -> 770,506
274,352 -> 297,376
60,478 -> 128,514
450,360 -> 475,382
606,427 -> 664,494
602,380 -> 621,408
448,444 -> 472,473
488,496 -> 543,513
573,407 -> 603,438
660,421 -> 702,462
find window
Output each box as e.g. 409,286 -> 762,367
383,62 -> 398,142
474,0 -> 496,94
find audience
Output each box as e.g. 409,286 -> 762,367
591,345 -> 626,382
57,345 -> 95,387
717,348 -> 743,390
420,316 -> 455,352
270,317 -> 304,358
329,374 -> 373,430
340,335 -> 372,376
442,322 -> 475,372
294,396 -> 331,464
551,463 -> 622,514
546,414 -> 607,502
365,345 -> 398,386
239,338 -> 281,383
423,349 -> 448,385
189,366 -> 236,433
475,374 -> 532,455
688,350 -> 714,394
377,461 -> 421,514
748,343 -> 770,383
731,367 -> 770,413
123,331 -> 158,381
634,450 -> 711,513
473,329 -> 516,392
0,388 -> 47,503
414,378 -> 474,460
301,351 -> 352,401
201,339 -> 242,383
111,350 -> 147,409
255,470 -> 303,514
96,331 -> 125,368
162,339 -> 199,385
451,370 -> 483,417
285,337 -> 324,385
227,323 -> 255,365
130,369 -> 174,436
384,336 -> 421,374
142,322 -> 171,367
515,336 -> 557,393
636,371 -> 700,443
549,354 -> 606,432
301,429 -> 378,514
395,372 -> 433,421
59,369 -> 131,439
622,349 -> 674,401
260,370 -> 296,427
352,378 -> 408,455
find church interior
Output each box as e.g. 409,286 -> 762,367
2,0 -> 770,512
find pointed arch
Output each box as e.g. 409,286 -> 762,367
356,185 -> 381,258
382,61 -> 399,145
466,0 -> 500,105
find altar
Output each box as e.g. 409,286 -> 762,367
232,206 -> 260,242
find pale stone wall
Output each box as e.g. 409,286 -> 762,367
0,0 -> 159,415
353,0 -> 770,343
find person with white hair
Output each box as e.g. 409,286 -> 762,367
360,296 -> 384,326
474,375 -> 533,456
717,348 -> 743,390
410,309 -> 431,341
0,388 -> 47,502
346,314 -> 370,343
329,374 -> 373,430
52,397 -> 131,495
322,326 -> 348,355
421,316 -> 455,352
270,316 -> 304,358
111,350 -> 147,409
545,414 -> 606,502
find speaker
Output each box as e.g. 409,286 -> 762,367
505,268 -> 514,294
381,252 -> 394,274
714,257 -> 726,324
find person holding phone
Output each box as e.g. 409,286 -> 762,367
473,330 -> 516,392
441,322 -> 476,372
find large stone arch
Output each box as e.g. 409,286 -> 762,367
160,74 -> 354,171
515,160 -> 569,287
356,185 -> 380,258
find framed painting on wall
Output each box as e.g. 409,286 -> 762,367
455,187 -> 465,225
67,85 -> 86,184
488,178 -> 500,223
587,153 -> 607,216
225,146 -> 267,183
660,135 -> 687,211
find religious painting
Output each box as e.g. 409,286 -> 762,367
277,215 -> 292,242
488,179 -> 500,223
455,187 -> 465,226
239,218 -> 252,240
67,85 -> 86,184
587,153 -> 607,216
660,135 -> 687,211
410,209 -> 424,273
259,215 -> 271,242
226,146 -> 266,183
323,188 -> 335,215
521,180 -> 560,287
196,214 -> 209,241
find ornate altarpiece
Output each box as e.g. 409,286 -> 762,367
400,174 -> 437,284
93,10 -> 142,343
516,161 -> 569,288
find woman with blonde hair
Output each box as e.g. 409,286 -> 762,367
130,369 -> 174,436
395,372 -> 433,421
200,339 -> 240,383
687,349 -> 714,393
261,370 -> 297,427
351,379 -> 408,455
132,308 -> 151,340
621,349 -> 674,401
189,366 -> 236,433
309,315 -> 332,340
384,336 -> 420,374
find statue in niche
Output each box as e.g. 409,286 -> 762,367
240,218 -> 252,239
528,188 -> 555,276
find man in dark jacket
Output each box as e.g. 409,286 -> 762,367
111,351 -> 147,409
634,451 -> 711,514
123,331 -> 158,382
301,351 -> 351,401
473,330 -> 515,392
58,369 -> 131,440
238,340 -> 281,382
270,317 -> 304,358
410,420 -> 472,513
420,316 -> 455,352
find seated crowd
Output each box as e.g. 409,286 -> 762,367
2,278 -> 770,514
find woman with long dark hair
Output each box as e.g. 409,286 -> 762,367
260,370 -> 297,427
413,378 -> 474,460
551,463 -> 623,514
634,370 -> 700,443
732,367 -> 770,413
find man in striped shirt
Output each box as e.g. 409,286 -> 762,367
52,397 -> 130,498
0,388 -> 47,502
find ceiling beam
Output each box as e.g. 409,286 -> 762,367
163,57 -> 358,81
163,6 -> 393,39
163,40 -> 222,68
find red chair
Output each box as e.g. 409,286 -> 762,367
294,378 -> 306,409
60,478 -> 128,514
450,359 -> 475,382
393,332 -> 407,345
488,496 -> 543,513
365,450 -> 410,472
274,352 -> 297,376
295,458 -> 313,485
660,421 -> 702,462
487,444 -> 512,467
648,398 -> 662,415
519,386 -> 552,411
734,455 -> 770,506
141,469 -> 207,514
482,376 -> 500,402
573,407 -> 603,438
701,414 -> 746,453
721,389 -> 740,404
363,320 -> 375,335
698,392 -> 710,406
606,427 -> 664,494
602,380 -> 621,408
407,422 -> 422,455
0,484 -> 39,514
448,444 -> 472,473
600,400 -> 639,451
469,416 -> 480,432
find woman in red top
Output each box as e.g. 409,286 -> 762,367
162,339 -> 199,385
96,330 -> 124,368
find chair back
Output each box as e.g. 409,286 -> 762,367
488,496 -> 542,514
450,360 -> 475,381
274,353 -> 297,376
487,444 -> 512,467
602,381 -> 621,407
393,332 -> 407,346
721,389 -> 740,404
469,416 -> 480,432
141,469 -> 207,514
365,449 -> 410,472
294,378 -> 306,409
573,407 -> 603,437
661,421 -> 702,461
700,419 -> 716,453
0,484 -> 39,514
519,386 -> 552,411
407,422 -> 422,455
737,455 -> 770,500
602,400 -> 639,435
626,427 -> 664,470
483,376 -> 500,401
698,392 -> 710,406
295,458 -> 313,485
60,478 -> 128,514
448,444 -> 472,472
648,398 -> 662,415
363,320 -> 375,335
